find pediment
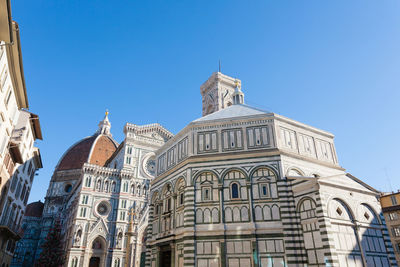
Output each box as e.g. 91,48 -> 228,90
320,173 -> 379,194
256,177 -> 272,182
200,180 -> 213,185
89,217 -> 109,237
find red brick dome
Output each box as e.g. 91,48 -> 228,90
25,201 -> 44,217
56,134 -> 118,171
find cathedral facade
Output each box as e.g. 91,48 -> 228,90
146,72 -> 398,267
38,113 -> 172,267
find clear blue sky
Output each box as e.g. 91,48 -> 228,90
11,0 -> 400,203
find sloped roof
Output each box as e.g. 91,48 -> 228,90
193,104 -> 269,123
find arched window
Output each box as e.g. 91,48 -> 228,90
10,174 -> 17,192
175,178 -> 185,207
96,179 -> 102,191
71,257 -> 78,267
131,184 -> 135,195
15,179 -> 22,198
104,181 -> 109,192
112,181 -> 116,192
74,229 -> 82,245
231,183 -> 239,199
116,232 -> 123,249
20,184 -> 26,200
252,167 -> 277,199
329,199 -> 361,266
162,184 -> 172,212
151,192 -> 160,217
224,170 -> 245,200
195,172 -> 218,202
144,185 -> 149,197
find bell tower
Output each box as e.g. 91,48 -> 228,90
200,72 -> 241,116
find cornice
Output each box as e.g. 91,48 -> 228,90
82,163 -> 146,181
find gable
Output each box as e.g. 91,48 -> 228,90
320,173 -> 379,194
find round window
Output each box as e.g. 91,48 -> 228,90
145,158 -> 156,176
97,202 -> 109,216
64,184 -> 72,193
142,153 -> 156,178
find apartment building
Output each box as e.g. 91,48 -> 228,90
381,191 -> 400,265
0,1 -> 43,266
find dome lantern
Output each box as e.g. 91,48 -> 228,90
97,110 -> 112,136
232,79 -> 245,105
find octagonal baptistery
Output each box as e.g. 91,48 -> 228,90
147,72 -> 396,267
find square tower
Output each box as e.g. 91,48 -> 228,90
200,72 -> 241,116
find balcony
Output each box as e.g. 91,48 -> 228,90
0,216 -> 23,240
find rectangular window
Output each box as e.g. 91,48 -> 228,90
10,174 -> 17,191
22,162 -> 27,173
24,189 -> 30,205
167,147 -> 176,168
126,157 -> 131,164
85,177 -> 91,187
389,212 -> 399,221
81,195 -> 89,205
20,185 -> 26,201
179,193 -> 184,206
120,211 -> 126,221
393,227 -> 400,237
154,204 -> 159,215
202,187 -> 211,201
1,68 -> 7,90
260,184 -> 269,198
158,154 -> 166,174
80,207 -> 86,217
122,200 -> 127,209
0,46 -> 4,61
5,88 -> 12,107
167,198 -> 171,211
177,138 -> 188,161
222,129 -> 244,151
280,127 -> 296,149
299,134 -> 315,156
198,131 -> 218,153
247,126 -> 270,149
391,195 -> 398,205
0,132 -> 7,154
27,162 -> 32,174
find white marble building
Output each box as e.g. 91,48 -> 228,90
146,72 -> 397,267
39,113 -> 172,267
